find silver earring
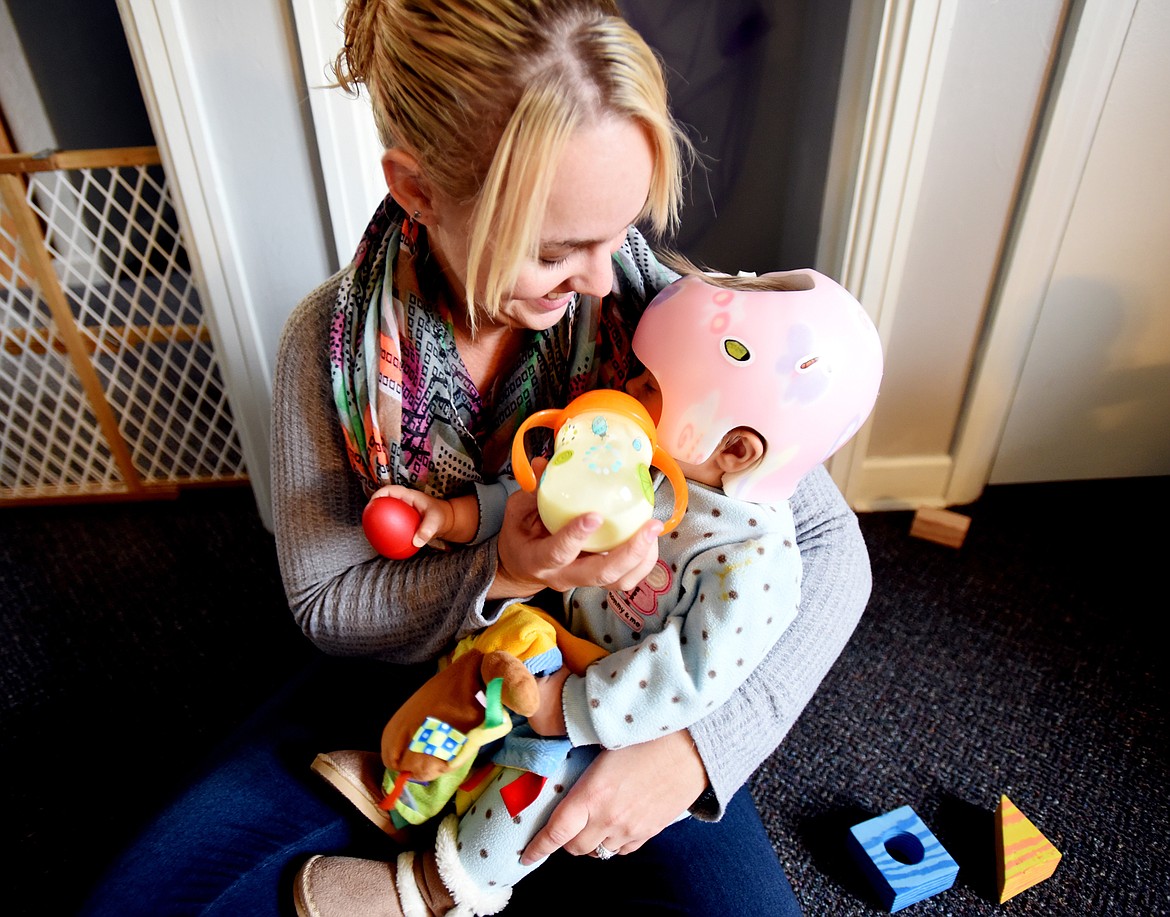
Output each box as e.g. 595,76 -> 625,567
412,209 -> 421,220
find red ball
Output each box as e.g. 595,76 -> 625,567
362,496 -> 422,559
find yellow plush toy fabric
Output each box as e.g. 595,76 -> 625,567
448,603 -> 609,675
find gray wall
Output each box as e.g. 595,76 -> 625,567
621,0 -> 851,273
4,0 -> 153,149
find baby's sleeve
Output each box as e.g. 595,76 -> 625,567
471,475 -> 523,545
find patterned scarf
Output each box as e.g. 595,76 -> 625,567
331,198 -> 650,499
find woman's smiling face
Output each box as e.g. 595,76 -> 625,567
429,116 -> 655,333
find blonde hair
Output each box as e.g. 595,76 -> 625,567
332,0 -> 694,330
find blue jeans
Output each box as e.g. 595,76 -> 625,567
78,656 -> 802,916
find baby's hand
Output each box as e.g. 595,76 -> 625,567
527,667 -> 570,736
368,484 -> 455,549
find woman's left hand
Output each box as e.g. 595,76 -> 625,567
518,730 -> 707,865
491,459 -> 663,599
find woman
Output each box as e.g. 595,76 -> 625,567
80,2 -> 870,914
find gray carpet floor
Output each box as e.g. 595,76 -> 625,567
754,477 -> 1167,915
2,476 -> 1166,915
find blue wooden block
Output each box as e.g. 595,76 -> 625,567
847,805 -> 959,912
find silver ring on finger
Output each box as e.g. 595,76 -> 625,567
595,843 -> 617,860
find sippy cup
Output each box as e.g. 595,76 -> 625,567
511,390 -> 688,553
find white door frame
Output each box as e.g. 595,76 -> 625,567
117,0 -> 275,524
946,0 -> 1138,504
825,0 -> 1136,510
117,0 -> 338,529
821,0 -> 959,508
288,0 -> 386,268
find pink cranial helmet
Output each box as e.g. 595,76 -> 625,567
631,270 -> 883,503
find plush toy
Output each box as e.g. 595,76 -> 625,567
377,603 -> 608,830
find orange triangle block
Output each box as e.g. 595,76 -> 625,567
995,795 -> 1062,903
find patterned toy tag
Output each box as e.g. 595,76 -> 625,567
409,717 -> 468,761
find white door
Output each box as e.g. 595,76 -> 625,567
987,0 -> 1170,484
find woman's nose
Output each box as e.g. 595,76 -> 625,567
572,245 -> 615,299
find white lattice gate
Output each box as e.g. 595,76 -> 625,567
0,146 -> 247,504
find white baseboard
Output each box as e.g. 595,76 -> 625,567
839,453 -> 955,513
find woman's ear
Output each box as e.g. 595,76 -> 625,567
381,148 -> 434,221
715,429 -> 765,477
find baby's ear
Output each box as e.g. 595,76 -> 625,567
716,429 -> 765,476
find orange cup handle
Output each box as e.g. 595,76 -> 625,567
652,447 -> 689,535
511,409 -> 563,492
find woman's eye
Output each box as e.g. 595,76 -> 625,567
540,255 -> 569,269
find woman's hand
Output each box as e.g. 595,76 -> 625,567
519,730 -> 707,864
491,459 -> 662,599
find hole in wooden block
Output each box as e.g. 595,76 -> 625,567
886,832 -> 926,865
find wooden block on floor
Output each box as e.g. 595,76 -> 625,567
847,805 -> 959,912
995,795 -> 1062,903
909,507 -> 971,548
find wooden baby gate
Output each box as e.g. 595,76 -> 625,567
0,145 -> 247,505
